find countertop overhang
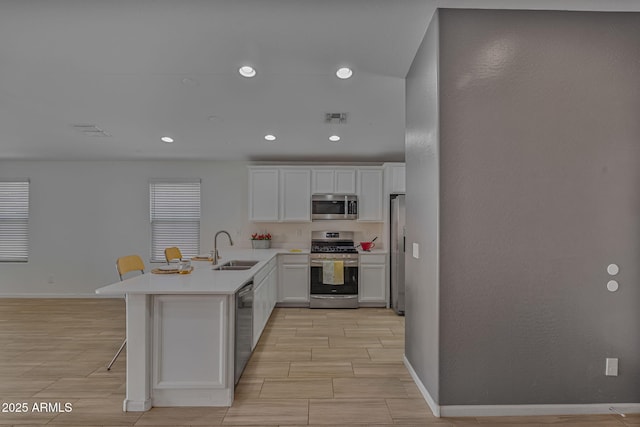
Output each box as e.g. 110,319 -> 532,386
95,249 -> 308,296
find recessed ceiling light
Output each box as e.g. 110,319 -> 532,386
336,67 -> 353,79
329,135 -> 341,142
161,136 -> 174,143
264,134 -> 276,141
239,66 -> 256,78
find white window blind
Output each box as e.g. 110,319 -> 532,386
150,180 -> 201,262
0,179 -> 30,262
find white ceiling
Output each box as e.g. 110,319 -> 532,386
1,0 -> 638,162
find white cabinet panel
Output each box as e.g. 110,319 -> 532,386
312,168 -> 356,194
249,169 -> 279,221
359,257 -> 387,304
278,255 -> 309,305
388,165 -> 406,194
357,168 -> 384,221
335,169 -> 357,194
253,261 -> 278,348
152,295 -> 227,395
280,169 -> 311,222
312,169 -> 334,194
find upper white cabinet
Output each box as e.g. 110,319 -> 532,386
249,167 -> 311,222
312,168 -> 356,194
249,168 -> 279,221
280,169 -> 311,222
384,163 -> 406,194
357,168 -> 384,222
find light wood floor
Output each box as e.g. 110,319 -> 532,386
0,299 -> 636,426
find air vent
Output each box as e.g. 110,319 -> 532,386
325,113 -> 347,124
71,124 -> 112,137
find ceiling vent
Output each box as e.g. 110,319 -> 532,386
325,113 -> 347,124
71,124 -> 112,137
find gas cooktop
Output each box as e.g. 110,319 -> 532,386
310,246 -> 358,254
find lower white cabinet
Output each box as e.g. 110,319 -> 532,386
253,259 -> 277,348
278,254 -> 309,305
359,254 -> 387,306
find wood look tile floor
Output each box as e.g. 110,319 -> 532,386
0,299 -> 634,426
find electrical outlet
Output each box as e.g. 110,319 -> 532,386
606,358 -> 618,376
47,275 -> 55,284
412,243 -> 419,259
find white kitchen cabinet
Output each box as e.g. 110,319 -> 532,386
248,168 -> 279,221
312,168 -> 356,194
252,257 -> 278,348
359,254 -> 387,306
280,169 -> 311,221
278,254 -> 309,305
357,168 -> 384,221
385,163 -> 406,194
249,167 -> 310,222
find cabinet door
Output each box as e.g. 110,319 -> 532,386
389,165 -> 406,194
312,169 -> 334,194
280,169 -> 311,222
249,169 -> 279,221
278,263 -> 309,303
266,265 -> 277,318
334,169 -> 357,194
359,262 -> 386,303
357,169 -> 384,221
254,277 -> 271,348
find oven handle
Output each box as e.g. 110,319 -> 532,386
311,294 -> 358,299
310,259 -> 359,266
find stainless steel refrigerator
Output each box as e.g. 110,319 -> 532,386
390,194 -> 405,315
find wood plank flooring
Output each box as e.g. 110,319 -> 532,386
0,298 -> 635,426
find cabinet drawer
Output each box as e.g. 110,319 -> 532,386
359,254 -> 386,264
280,254 -> 309,264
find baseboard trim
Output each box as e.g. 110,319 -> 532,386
403,355 -> 440,417
0,293 -> 109,298
440,403 -> 640,417
123,399 -> 152,412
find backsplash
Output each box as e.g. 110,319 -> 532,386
237,221 -> 383,250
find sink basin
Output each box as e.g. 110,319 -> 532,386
224,260 -> 259,267
213,265 -> 253,271
212,260 -> 259,271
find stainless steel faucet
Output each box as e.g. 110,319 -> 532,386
213,230 -> 233,265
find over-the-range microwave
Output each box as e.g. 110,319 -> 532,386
311,194 -> 358,220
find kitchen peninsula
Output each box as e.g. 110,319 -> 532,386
95,248 -> 295,411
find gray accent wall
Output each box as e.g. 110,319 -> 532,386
406,8 -> 640,406
405,10 -> 440,402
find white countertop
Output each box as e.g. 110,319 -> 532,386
357,249 -> 388,254
95,248 -> 309,296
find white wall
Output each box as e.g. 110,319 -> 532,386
0,160 -> 381,296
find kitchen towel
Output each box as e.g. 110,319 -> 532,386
322,260 -> 344,285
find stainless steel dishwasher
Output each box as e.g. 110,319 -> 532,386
234,281 -> 253,385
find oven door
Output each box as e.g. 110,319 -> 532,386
309,258 -> 358,295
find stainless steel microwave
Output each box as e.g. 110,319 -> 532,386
311,194 -> 358,220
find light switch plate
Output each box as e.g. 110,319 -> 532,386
412,243 -> 419,259
606,358 -> 618,376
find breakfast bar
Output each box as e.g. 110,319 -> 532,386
95,249 -> 285,412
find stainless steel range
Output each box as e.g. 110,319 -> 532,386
309,231 -> 358,309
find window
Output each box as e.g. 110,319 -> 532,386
0,179 -> 30,262
150,179 -> 201,262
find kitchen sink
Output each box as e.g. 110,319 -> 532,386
213,260 -> 259,271
224,260 -> 259,267
214,265 -> 253,271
